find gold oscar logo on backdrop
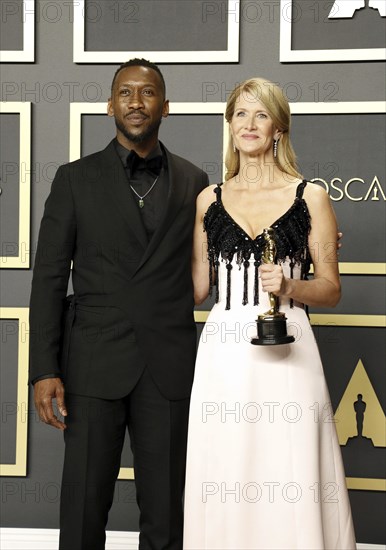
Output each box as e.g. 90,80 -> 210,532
329,0 -> 386,18
335,359 -> 386,447
311,176 -> 386,202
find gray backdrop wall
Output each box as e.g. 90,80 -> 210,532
1,0 -> 385,544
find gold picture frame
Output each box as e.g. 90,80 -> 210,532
0,307 -> 29,476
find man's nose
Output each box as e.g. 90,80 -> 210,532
128,90 -> 144,108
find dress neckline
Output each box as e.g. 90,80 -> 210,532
215,180 -> 307,242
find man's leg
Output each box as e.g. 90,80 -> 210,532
127,368 -> 190,550
59,393 -> 126,550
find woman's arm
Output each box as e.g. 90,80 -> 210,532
192,186 -> 217,305
260,185 -> 341,307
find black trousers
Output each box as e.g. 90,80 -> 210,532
59,368 -> 190,550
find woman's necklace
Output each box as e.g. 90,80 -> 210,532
130,176 -> 159,208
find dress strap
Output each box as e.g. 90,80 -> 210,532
296,179 -> 308,199
213,183 -> 223,203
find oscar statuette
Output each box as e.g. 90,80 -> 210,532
251,227 -> 295,345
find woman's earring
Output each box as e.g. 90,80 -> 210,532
273,139 -> 278,158
233,141 -> 236,153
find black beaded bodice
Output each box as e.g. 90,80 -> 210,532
204,180 -> 312,309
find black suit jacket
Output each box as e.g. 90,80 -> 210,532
29,140 -> 208,400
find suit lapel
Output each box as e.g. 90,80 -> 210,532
135,145 -> 188,272
100,140 -> 148,250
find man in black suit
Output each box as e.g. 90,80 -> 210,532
29,59 -> 209,550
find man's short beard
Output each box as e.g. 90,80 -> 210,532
115,117 -> 162,144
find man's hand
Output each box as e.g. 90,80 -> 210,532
337,231 -> 343,250
34,378 -> 67,430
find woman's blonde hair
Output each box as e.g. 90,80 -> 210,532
224,78 -> 301,181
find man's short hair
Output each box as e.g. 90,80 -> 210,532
111,58 -> 166,97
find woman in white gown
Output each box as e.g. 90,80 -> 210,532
183,78 -> 356,550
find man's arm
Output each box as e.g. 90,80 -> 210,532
29,165 -> 76,429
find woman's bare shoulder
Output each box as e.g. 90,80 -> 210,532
303,181 -> 331,205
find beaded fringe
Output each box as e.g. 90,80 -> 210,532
226,263 -> 232,310
242,258 -> 250,305
253,260 -> 260,306
204,182 -> 312,309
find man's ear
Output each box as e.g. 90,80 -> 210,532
162,100 -> 170,118
107,99 -> 114,117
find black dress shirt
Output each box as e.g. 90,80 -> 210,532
115,139 -> 169,242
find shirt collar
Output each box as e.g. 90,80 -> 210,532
114,139 -> 163,167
